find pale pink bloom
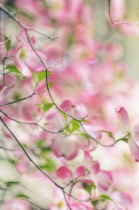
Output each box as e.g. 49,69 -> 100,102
51,135 -> 79,160
50,187 -> 68,210
56,166 -> 72,180
9,30 -> 46,77
70,202 -> 93,210
56,166 -> 86,182
46,111 -> 65,132
95,191 -> 132,210
109,0 -> 125,22
110,191 -> 132,210
60,99 -> 88,119
79,125 -> 102,152
120,24 -> 139,36
1,199 -> 31,210
116,107 -> 130,134
96,170 -> 113,192
116,107 -> 139,162
84,151 -> 100,175
16,158 -> 29,174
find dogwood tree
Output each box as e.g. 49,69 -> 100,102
0,0 -> 139,209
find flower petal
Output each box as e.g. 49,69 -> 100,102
131,123 -> 139,144
128,138 -> 139,162
51,135 -> 79,160
75,166 -> 86,179
97,170 -> 113,192
56,167 -> 72,180
116,107 -> 130,134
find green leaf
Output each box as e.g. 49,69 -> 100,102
60,111 -> 67,122
102,130 -> 115,140
36,139 -> 46,148
18,10 -> 35,20
16,193 -> 29,199
100,194 -> 112,201
5,181 -> 19,187
35,70 -> 51,83
5,65 -> 21,74
42,102 -> 53,113
70,119 -> 80,132
8,159 -> 18,165
83,182 -> 96,194
40,158 -> 56,172
77,131 -> 90,140
92,199 -> 99,206
47,82 -> 53,89
92,195 -> 112,207
5,37 -> 12,50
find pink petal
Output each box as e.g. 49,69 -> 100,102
83,179 -> 93,185
56,167 -> 72,180
3,199 -> 30,210
128,138 -> 139,162
110,0 -> 125,21
60,100 -> 74,112
70,203 -> 92,210
51,135 -> 79,160
75,166 -> 86,179
16,159 -> 28,174
131,123 -> 139,144
116,107 -> 130,133
73,104 -> 88,119
97,170 -> 113,191
84,125 -> 102,141
112,191 -> 132,208
90,161 -> 100,175
84,152 -> 100,174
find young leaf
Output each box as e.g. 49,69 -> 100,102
46,82 -> 53,89
100,194 -> 112,201
42,103 -> 53,112
101,130 -> 115,140
5,65 -> 21,74
76,131 -> 90,140
70,119 -> 80,132
92,199 -> 99,206
40,158 -> 56,172
5,37 -> 12,50
5,181 -> 19,187
37,70 -> 51,83
36,139 -> 46,148
83,182 -> 96,194
16,194 -> 29,199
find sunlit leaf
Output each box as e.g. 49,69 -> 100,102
5,36 -> 12,50
5,181 -> 19,187
100,194 -> 112,201
35,70 -> 51,83
42,103 -> 53,112
83,182 -> 96,194
40,158 -> 56,172
5,65 -> 21,74
70,119 -> 80,132
16,193 -> 29,199
102,130 -> 115,140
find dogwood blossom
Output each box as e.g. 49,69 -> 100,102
116,107 -> 139,162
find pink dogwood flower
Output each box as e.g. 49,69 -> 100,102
1,199 -> 31,210
60,99 -> 88,119
56,166 -> 87,182
9,30 -> 46,77
51,134 -> 79,160
116,107 -> 139,162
